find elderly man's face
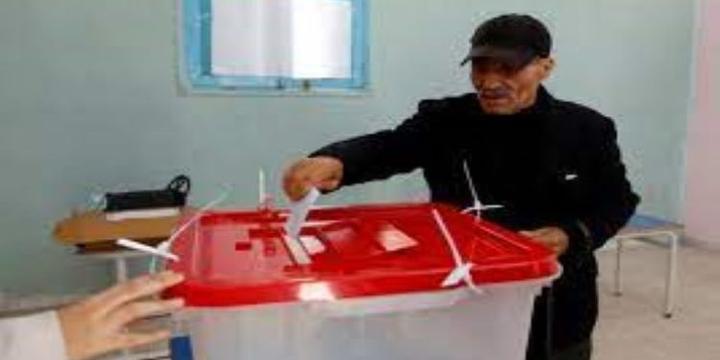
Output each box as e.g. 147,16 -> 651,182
470,57 -> 554,115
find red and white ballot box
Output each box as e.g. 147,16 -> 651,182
165,203 -> 559,360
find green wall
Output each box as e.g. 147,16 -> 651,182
0,0 -> 695,294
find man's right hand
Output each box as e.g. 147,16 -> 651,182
283,156 -> 344,201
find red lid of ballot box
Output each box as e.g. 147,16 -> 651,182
165,203 -> 558,307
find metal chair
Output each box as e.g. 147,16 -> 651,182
611,214 -> 683,318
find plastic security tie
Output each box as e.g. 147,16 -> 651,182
461,161 -> 503,220
431,209 -> 483,295
148,186 -> 232,272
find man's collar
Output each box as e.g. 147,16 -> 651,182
518,85 -> 553,115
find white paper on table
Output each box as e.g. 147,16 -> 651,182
105,207 -> 180,222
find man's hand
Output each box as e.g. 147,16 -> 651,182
58,271 -> 185,360
283,156 -> 344,201
520,227 -> 570,255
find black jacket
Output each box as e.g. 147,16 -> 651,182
312,86 -> 639,357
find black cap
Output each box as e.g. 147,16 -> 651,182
461,14 -> 552,68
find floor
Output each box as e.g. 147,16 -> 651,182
594,243 -> 720,360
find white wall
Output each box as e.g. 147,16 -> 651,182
0,0 -> 696,294
684,0 -> 720,247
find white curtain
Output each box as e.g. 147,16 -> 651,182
211,0 -> 352,79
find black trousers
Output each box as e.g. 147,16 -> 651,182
525,288 -> 594,360
550,340 -> 592,360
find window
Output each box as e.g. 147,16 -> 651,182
180,0 -> 369,93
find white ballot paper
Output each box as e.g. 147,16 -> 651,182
283,187 -> 321,264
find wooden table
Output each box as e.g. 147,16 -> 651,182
53,210 -> 185,282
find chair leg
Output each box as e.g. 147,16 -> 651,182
114,257 -> 129,283
614,238 -> 623,296
664,233 -> 679,318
